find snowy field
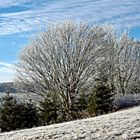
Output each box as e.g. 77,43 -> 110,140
0,93 -> 42,104
0,106 -> 140,140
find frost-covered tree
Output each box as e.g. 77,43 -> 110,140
15,22 -> 112,117
15,21 -> 140,119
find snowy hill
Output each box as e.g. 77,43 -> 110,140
0,106 -> 140,140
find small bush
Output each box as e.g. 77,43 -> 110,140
113,94 -> 140,110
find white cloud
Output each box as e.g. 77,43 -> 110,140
0,62 -> 15,82
0,0 -> 140,35
0,67 -> 14,82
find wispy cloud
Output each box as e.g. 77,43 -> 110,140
0,0 -> 140,35
0,0 -> 31,8
0,61 -> 13,67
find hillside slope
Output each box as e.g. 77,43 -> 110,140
0,106 -> 140,140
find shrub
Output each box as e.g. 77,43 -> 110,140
113,94 -> 140,110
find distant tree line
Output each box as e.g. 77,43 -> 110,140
0,82 -> 17,93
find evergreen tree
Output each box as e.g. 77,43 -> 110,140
88,82 -> 114,116
0,93 -> 19,132
0,94 -> 39,132
20,100 -> 39,129
88,64 -> 115,116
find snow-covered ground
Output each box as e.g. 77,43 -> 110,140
0,106 -> 140,140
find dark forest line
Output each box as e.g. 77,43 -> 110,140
0,82 -> 17,93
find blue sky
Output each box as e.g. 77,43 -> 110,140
0,0 -> 140,82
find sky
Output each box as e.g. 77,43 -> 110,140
0,0 -> 140,82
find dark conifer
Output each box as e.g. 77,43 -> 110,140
0,94 -> 39,132
88,82 -> 114,116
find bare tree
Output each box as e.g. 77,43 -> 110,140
114,35 -> 140,94
15,22 -> 115,116
15,21 -> 140,118
95,32 -> 140,95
